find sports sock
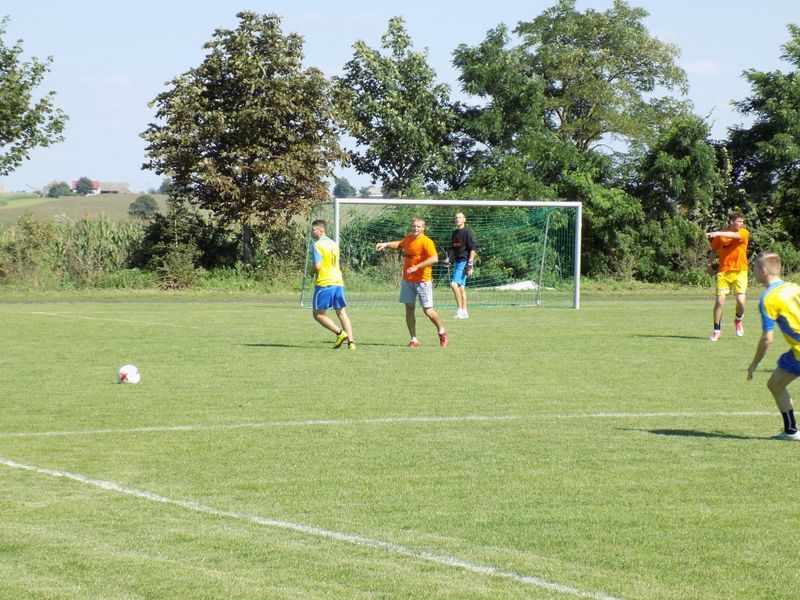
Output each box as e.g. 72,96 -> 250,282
781,410 -> 797,433
713,322 -> 721,331
735,314 -> 743,321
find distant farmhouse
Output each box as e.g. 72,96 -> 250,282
69,180 -> 131,195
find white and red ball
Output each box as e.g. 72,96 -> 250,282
117,364 -> 141,384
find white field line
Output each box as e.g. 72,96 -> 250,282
0,456 -> 621,600
0,411 -> 773,439
29,311 -> 206,330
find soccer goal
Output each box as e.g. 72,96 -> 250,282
301,198 -> 582,309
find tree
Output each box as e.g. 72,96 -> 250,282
128,194 -> 159,220
75,176 -> 95,195
514,0 -> 689,152
141,11 -> 345,262
636,115 -> 724,222
332,177 -> 356,198
729,24 -> 800,244
0,17 -> 68,176
333,16 -> 458,196
47,181 -> 71,197
157,177 -> 174,195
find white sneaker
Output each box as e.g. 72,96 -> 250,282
774,430 -> 800,441
460,311 -> 469,319
454,310 -> 464,319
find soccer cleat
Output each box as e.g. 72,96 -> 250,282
407,340 -> 420,348
774,430 -> 800,441
348,342 -> 356,351
709,330 -> 721,342
334,330 -> 348,349
735,319 -> 744,337
438,331 -> 448,347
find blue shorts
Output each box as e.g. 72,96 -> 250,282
777,350 -> 800,376
313,285 -> 347,310
451,260 -> 468,287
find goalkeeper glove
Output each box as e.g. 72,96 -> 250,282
465,261 -> 473,277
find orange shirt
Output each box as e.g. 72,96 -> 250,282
398,233 -> 438,283
711,228 -> 749,273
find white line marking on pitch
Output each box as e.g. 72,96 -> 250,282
0,456 -> 621,600
29,311 -> 206,330
0,411 -> 773,438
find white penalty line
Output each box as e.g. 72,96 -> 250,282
0,456 -> 621,600
0,411 -> 773,439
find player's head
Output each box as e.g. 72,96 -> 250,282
311,219 -> 327,240
454,212 -> 466,228
728,211 -> 745,229
409,217 -> 426,237
754,251 -> 782,285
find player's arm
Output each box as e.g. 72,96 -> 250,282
406,253 -> 439,274
308,245 -> 322,276
375,240 -> 401,251
747,330 -> 774,381
707,230 -> 743,240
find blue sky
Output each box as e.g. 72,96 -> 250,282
1,0 -> 797,193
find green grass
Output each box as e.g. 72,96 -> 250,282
0,194 -> 169,222
1,291 -> 798,599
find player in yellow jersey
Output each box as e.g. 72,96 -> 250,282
746,252 -> 800,440
309,220 -> 355,350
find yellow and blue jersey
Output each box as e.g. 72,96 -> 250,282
312,236 -> 344,287
759,280 -> 800,359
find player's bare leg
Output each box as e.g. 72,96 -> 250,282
767,367 -> 799,438
313,309 -> 340,335
335,307 -> 354,343
423,307 -> 447,347
405,303 -> 418,342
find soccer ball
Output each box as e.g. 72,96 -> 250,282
117,364 -> 141,384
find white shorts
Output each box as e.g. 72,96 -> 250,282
399,279 -> 434,309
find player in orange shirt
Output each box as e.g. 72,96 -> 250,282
707,211 -> 749,341
375,217 -> 448,347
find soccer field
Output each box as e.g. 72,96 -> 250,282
1,293 -> 798,599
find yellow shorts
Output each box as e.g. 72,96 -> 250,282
716,270 -> 748,296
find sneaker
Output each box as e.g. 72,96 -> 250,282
454,310 -> 464,319
709,330 -> 721,342
334,330 -> 348,349
348,342 -> 356,351
735,319 -> 744,337
774,430 -> 800,441
460,311 -> 469,319
438,331 -> 448,347
407,340 -> 420,348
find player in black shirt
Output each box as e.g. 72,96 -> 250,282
448,212 -> 477,319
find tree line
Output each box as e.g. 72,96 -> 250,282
3,2 -> 800,283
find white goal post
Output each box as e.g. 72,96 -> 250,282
302,198 -> 582,309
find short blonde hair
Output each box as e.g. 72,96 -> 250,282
755,251 -> 782,276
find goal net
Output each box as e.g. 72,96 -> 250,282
301,198 -> 582,309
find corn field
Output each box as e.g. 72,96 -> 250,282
0,215 -> 145,286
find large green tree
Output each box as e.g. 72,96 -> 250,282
333,16 -> 457,196
729,23 -> 800,244
0,16 -> 67,176
141,11 -> 345,261
514,0 -> 689,153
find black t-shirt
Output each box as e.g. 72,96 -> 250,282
451,227 -> 476,261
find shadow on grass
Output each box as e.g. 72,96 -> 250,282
629,428 -> 756,440
633,334 -> 707,340
242,342 -> 397,349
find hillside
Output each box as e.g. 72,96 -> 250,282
0,194 -> 169,222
